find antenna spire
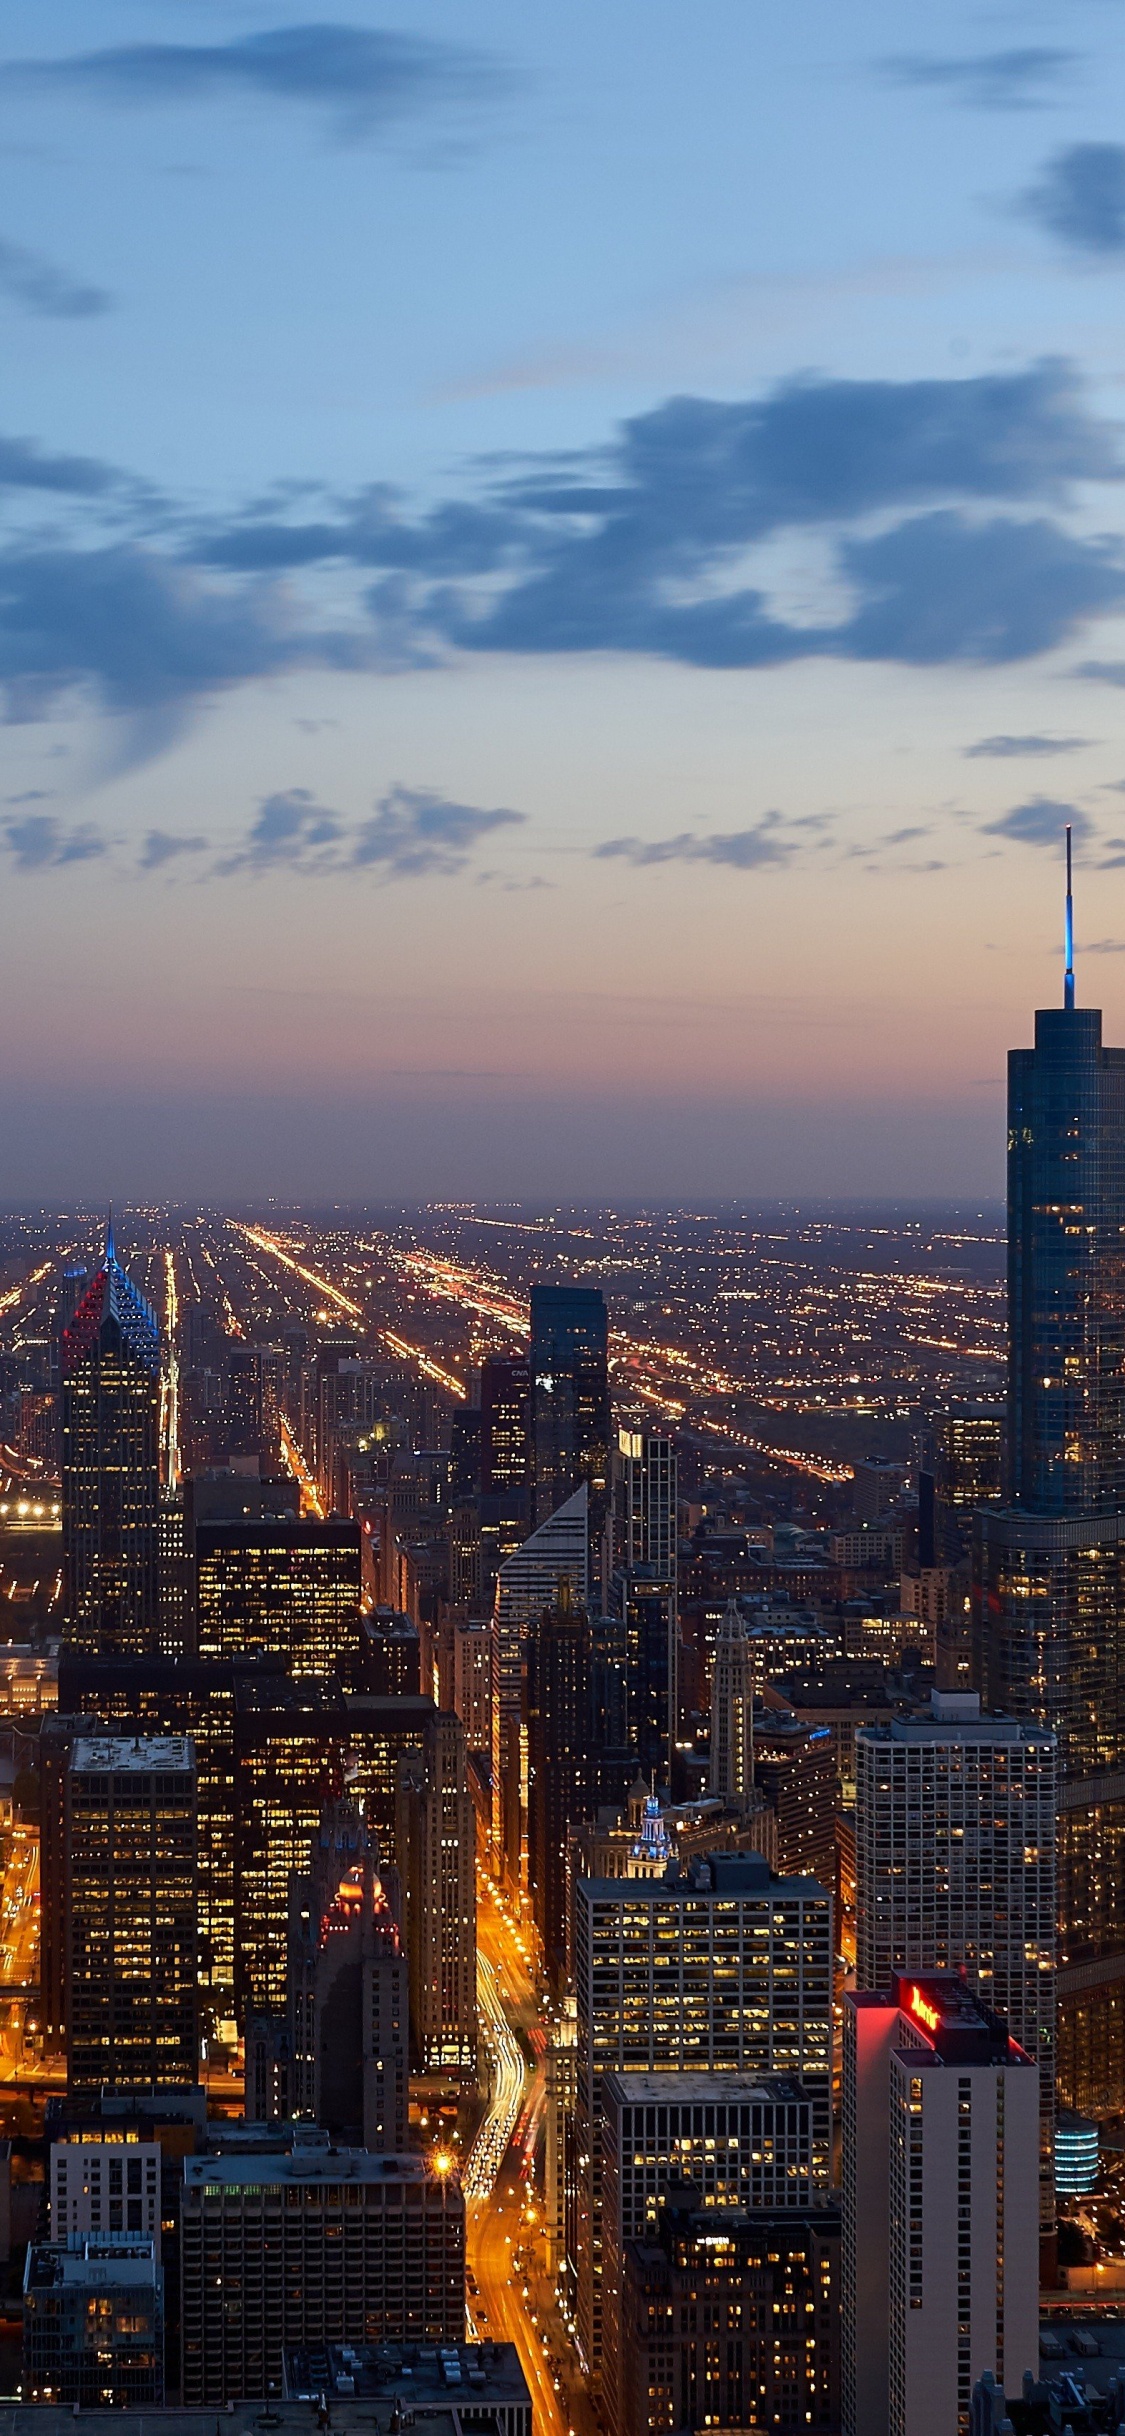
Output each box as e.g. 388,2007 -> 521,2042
105,1206 -> 115,1266
1064,824 -> 1075,1012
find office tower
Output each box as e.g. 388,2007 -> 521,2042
600,2072 -> 829,2436
66,1734 -> 197,2096
51,2138 -> 162,2251
395,1709 -> 477,2077
574,1851 -> 833,2381
530,1284 -> 611,1528
491,1481 -> 588,1887
842,1972 -> 1039,2436
180,2142 -> 465,2405
450,1403 -> 482,1499
853,1459 -> 907,1520
617,2187 -> 840,2436
358,1607 -> 421,1697
61,1224 -> 161,1657
754,1712 -> 837,1893
195,1516 -> 361,1676
708,1597 -> 754,1799
975,859 -> 1125,2115
449,1612 -> 491,1751
24,2235 -> 164,2407
855,1693 -> 1057,2234
935,1403 -> 1005,1519
232,1674 -> 347,2019
157,1489 -> 189,1659
614,1428 -> 677,1569
482,1354 -> 532,1493
288,1809 -> 408,2149
621,1566 -> 676,1782
527,1589 -> 593,1982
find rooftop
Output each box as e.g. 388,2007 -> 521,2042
25,2237 -> 158,2293
284,2341 -> 530,2407
183,2148 -> 453,2191
601,2071 -> 816,2107
69,1735 -> 194,1776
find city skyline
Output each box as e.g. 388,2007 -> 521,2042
8,4 -> 1125,1194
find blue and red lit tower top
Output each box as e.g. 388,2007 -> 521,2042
61,1216 -> 161,1382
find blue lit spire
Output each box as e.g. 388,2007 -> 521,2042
1065,822 -> 1075,1012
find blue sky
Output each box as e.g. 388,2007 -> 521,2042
6,0 -> 1125,1199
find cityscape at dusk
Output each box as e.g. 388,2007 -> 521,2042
12,0 -> 1125,2430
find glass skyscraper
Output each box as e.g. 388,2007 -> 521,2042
976,872 -> 1125,2116
61,1225 -> 162,1658
530,1284 -> 611,1527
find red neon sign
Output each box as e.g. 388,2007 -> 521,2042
906,1984 -> 940,2035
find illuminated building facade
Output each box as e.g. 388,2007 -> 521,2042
491,1483 -> 588,1886
288,1805 -> 408,2149
842,1973 -> 1039,2436
51,2139 -> 162,2253
66,1735 -> 197,2095
935,1403 -> 1005,1519
61,1229 -> 161,1657
194,1518 -> 361,1677
573,1852 -> 833,2382
482,1354 -> 532,1493
708,1598 -> 754,1801
617,2191 -> 840,2436
179,2144 -> 465,2405
527,1590 -> 593,1983
24,2235 -> 164,2408
395,1709 -> 476,2077
232,1676 -> 345,2019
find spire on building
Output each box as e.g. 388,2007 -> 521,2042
1065,821 -> 1075,1012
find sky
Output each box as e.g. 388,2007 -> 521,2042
8,3 -> 1125,1200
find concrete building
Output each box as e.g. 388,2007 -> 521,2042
24,2235 -> 163,2408
66,1735 -> 197,2095
288,1830 -> 408,2149
50,2138 -> 162,2254
842,1972 -> 1040,2436
855,1691 -> 1057,2235
180,2139 -> 465,2404
396,1710 -> 477,2078
573,1851 -> 833,2383
284,2340 -> 531,2436
708,1598 -> 754,1800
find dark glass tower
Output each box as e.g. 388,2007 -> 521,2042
61,1224 -> 162,1657
976,839 -> 1125,2121
530,1285 -> 611,1526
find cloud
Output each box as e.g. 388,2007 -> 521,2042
594,817 -> 794,871
0,236 -> 109,318
2,813 -> 106,868
8,23 -> 505,144
1023,143 -> 1125,254
1076,661 -> 1125,686
878,48 -> 1075,110
139,829 -> 208,869
0,435 -> 118,494
982,797 -> 1093,847
965,733 -> 1090,757
220,783 -> 523,879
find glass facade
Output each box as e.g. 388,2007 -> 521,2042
61,1250 -> 161,1658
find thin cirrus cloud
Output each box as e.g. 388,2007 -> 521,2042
0,235 -> 109,319
139,830 -> 208,870
594,816 -> 796,871
1023,143 -> 1125,254
5,360 -> 1125,747
877,49 -> 1076,110
4,23 -> 508,145
2,813 -> 106,869
965,734 -> 1091,759
218,784 -> 524,879
982,797 -> 1093,847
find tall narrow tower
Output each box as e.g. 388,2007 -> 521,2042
976,830 -> 1125,2120
708,1600 -> 755,1801
61,1222 -> 162,1657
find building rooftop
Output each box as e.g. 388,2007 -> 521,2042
25,2236 -> 158,2292
858,1692 -> 1055,1749
183,2147 -> 452,2191
601,2071 -> 815,2107
284,2340 -> 531,2409
69,1735 -> 194,1776
577,1852 -> 830,1901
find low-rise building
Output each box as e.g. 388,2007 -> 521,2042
23,2234 -> 163,2408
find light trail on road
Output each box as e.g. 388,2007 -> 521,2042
0,1262 -> 51,1322
235,1224 -> 364,1320
463,1954 -> 527,2201
279,1415 -> 325,1520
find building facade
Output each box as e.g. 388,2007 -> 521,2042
66,1734 -> 197,2094
61,1229 -> 161,1658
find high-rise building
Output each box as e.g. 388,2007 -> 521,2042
855,1692 -> 1057,2232
617,2189 -> 840,2436
613,1429 -> 677,1574
24,2235 -> 164,2407
935,1404 -> 1005,1519
708,1598 -> 754,1800
66,1735 -> 197,2095
527,1590 -> 592,1982
195,1517 -> 361,1676
288,1805 -> 408,2149
974,860 -> 1125,2115
621,1566 -> 676,1784
754,1711 -> 837,1895
61,1227 -> 161,1657
395,1710 -> 477,2078
482,1355 -> 532,1494
180,2141 -> 465,2405
842,1972 -> 1039,2436
573,1851 -> 833,2381
491,1482 -> 588,1886
357,1608 -> 421,1698
530,1286 -> 611,1528
50,2138 -> 162,2252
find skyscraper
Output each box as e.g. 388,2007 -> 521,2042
61,1225 -> 161,1657
530,1285 -> 611,1528
526,1588 -> 592,1982
66,1734 -> 198,2095
194,1515 -> 361,1675
395,1709 -> 477,2078
482,1354 -> 532,1494
974,836 -> 1125,2113
708,1597 -> 754,1800
491,1482 -> 588,1885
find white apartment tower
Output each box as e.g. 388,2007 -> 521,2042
843,1974 -> 1039,2436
